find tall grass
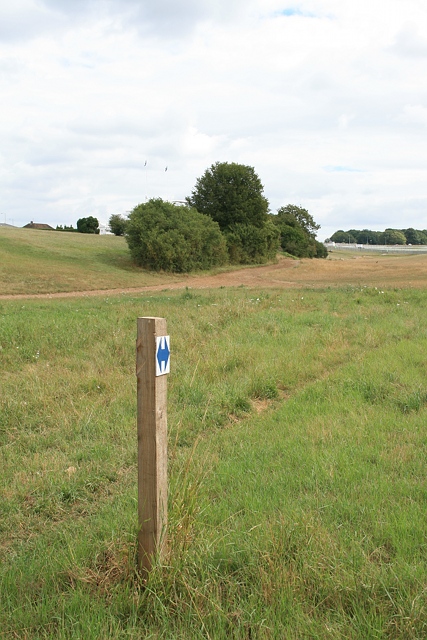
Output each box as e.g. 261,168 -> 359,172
1,285 -> 427,637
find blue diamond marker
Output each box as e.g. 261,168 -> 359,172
156,336 -> 170,376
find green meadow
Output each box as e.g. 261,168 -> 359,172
1,232 -> 427,638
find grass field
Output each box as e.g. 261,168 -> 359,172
1,232 -> 427,638
0,227 -> 179,295
2,226 -> 427,297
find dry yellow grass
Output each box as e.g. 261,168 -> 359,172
275,252 -> 427,289
177,252 -> 427,290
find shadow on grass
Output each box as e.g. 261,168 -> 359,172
95,250 -> 144,273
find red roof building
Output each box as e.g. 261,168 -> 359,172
23,221 -> 55,230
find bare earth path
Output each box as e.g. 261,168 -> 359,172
1,253 -> 427,300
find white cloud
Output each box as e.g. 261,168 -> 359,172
0,0 -> 427,239
398,104 -> 427,127
391,23 -> 427,58
0,0 -> 59,42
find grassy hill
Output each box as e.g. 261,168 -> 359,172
3,227 -> 427,297
0,227 -> 179,295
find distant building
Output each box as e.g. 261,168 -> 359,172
23,221 -> 55,230
99,223 -> 112,235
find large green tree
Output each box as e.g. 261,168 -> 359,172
278,204 -> 320,237
381,229 -> 406,245
187,162 -> 278,263
330,230 -> 357,243
125,199 -> 228,273
403,228 -> 422,245
356,229 -> 383,245
273,205 -> 326,258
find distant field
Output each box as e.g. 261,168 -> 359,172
1,226 -> 427,297
1,230 -> 427,638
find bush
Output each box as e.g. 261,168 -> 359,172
225,220 -> 279,264
125,199 -> 228,272
272,205 -> 326,258
108,214 -> 128,236
315,240 -> 328,258
76,216 -> 99,234
278,224 -> 314,257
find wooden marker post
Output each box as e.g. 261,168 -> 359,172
136,317 -> 170,574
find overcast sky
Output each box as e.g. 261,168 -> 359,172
1,0 -> 427,240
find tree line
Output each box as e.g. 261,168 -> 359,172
328,228 -> 427,246
109,161 -> 327,273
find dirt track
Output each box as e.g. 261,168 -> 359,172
1,253 -> 427,300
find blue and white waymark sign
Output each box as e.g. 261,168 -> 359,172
155,335 -> 170,376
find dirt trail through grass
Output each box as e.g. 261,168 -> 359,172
2,252 -> 427,299
0,258 -> 297,299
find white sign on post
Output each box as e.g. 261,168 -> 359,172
155,335 -> 170,376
